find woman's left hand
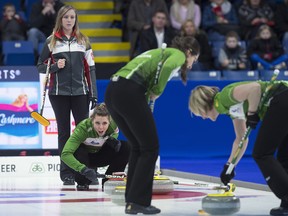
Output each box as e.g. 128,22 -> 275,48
150,94 -> 159,101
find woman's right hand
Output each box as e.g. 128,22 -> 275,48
57,59 -> 66,69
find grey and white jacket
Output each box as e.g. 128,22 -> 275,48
37,31 -> 97,98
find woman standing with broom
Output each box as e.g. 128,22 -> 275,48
36,5 -> 97,186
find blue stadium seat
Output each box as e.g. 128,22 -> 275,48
222,70 -> 259,81
259,70 -> 288,81
187,71 -> 221,80
2,41 -> 35,66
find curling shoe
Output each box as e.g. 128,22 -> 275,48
270,207 -> 288,216
270,199 -> 288,216
63,176 -> 75,185
125,202 -> 161,214
90,178 -> 99,185
76,184 -> 89,191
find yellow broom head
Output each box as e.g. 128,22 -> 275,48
31,111 -> 50,126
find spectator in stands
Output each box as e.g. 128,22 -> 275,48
180,19 -> 213,70
37,5 -> 97,186
218,31 -> 249,70
114,0 -> 132,42
127,0 -> 169,58
247,24 -> 288,70
139,10 -> 175,53
274,0 -> 288,54
0,3 -> 27,41
27,0 -> 64,56
201,0 -> 239,42
170,0 -> 201,30
237,0 -> 275,40
61,103 -> 130,191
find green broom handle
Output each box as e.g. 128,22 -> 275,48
226,69 -> 280,175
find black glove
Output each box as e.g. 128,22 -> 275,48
89,97 -> 97,110
80,167 -> 97,181
246,113 -> 260,129
104,137 -> 121,152
220,163 -> 235,185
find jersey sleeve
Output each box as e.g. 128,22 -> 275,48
61,121 -> 89,172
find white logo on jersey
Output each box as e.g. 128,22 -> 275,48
83,136 -> 109,147
229,102 -> 245,119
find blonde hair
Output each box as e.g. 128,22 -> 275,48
255,24 -> 276,39
12,94 -> 28,106
50,5 -> 90,50
180,19 -> 197,37
189,85 -> 219,115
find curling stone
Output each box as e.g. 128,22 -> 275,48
103,178 -> 126,195
152,175 -> 174,194
201,183 -> 240,215
111,186 -> 126,206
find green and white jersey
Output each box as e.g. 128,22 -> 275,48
61,118 -> 119,172
114,47 -> 185,97
214,81 -> 288,120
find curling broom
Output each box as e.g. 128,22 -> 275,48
31,58 -> 51,126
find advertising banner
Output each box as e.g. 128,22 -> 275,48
0,66 -> 41,149
0,66 -> 76,151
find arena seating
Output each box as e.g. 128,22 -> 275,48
187,71 -> 222,80
2,41 -> 35,66
222,70 -> 260,81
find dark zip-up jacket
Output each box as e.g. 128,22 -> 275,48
37,31 -> 97,98
28,0 -> 64,37
247,37 -> 284,62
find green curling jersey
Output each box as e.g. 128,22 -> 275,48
214,81 -> 288,120
113,47 -> 186,97
61,118 -> 119,172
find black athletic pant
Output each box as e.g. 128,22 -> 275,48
105,78 -> 159,206
49,95 -> 89,181
74,141 -> 130,185
252,89 -> 288,201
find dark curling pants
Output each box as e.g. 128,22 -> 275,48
105,78 -> 159,206
252,89 -> 288,200
74,141 -> 130,185
49,95 -> 89,181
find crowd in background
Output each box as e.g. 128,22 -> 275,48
120,0 -> 288,71
0,0 -> 64,65
1,0 -> 288,71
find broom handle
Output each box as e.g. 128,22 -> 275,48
226,69 -> 280,174
39,58 -> 51,115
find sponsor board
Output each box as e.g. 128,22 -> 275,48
0,66 -> 75,151
0,156 -> 60,177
